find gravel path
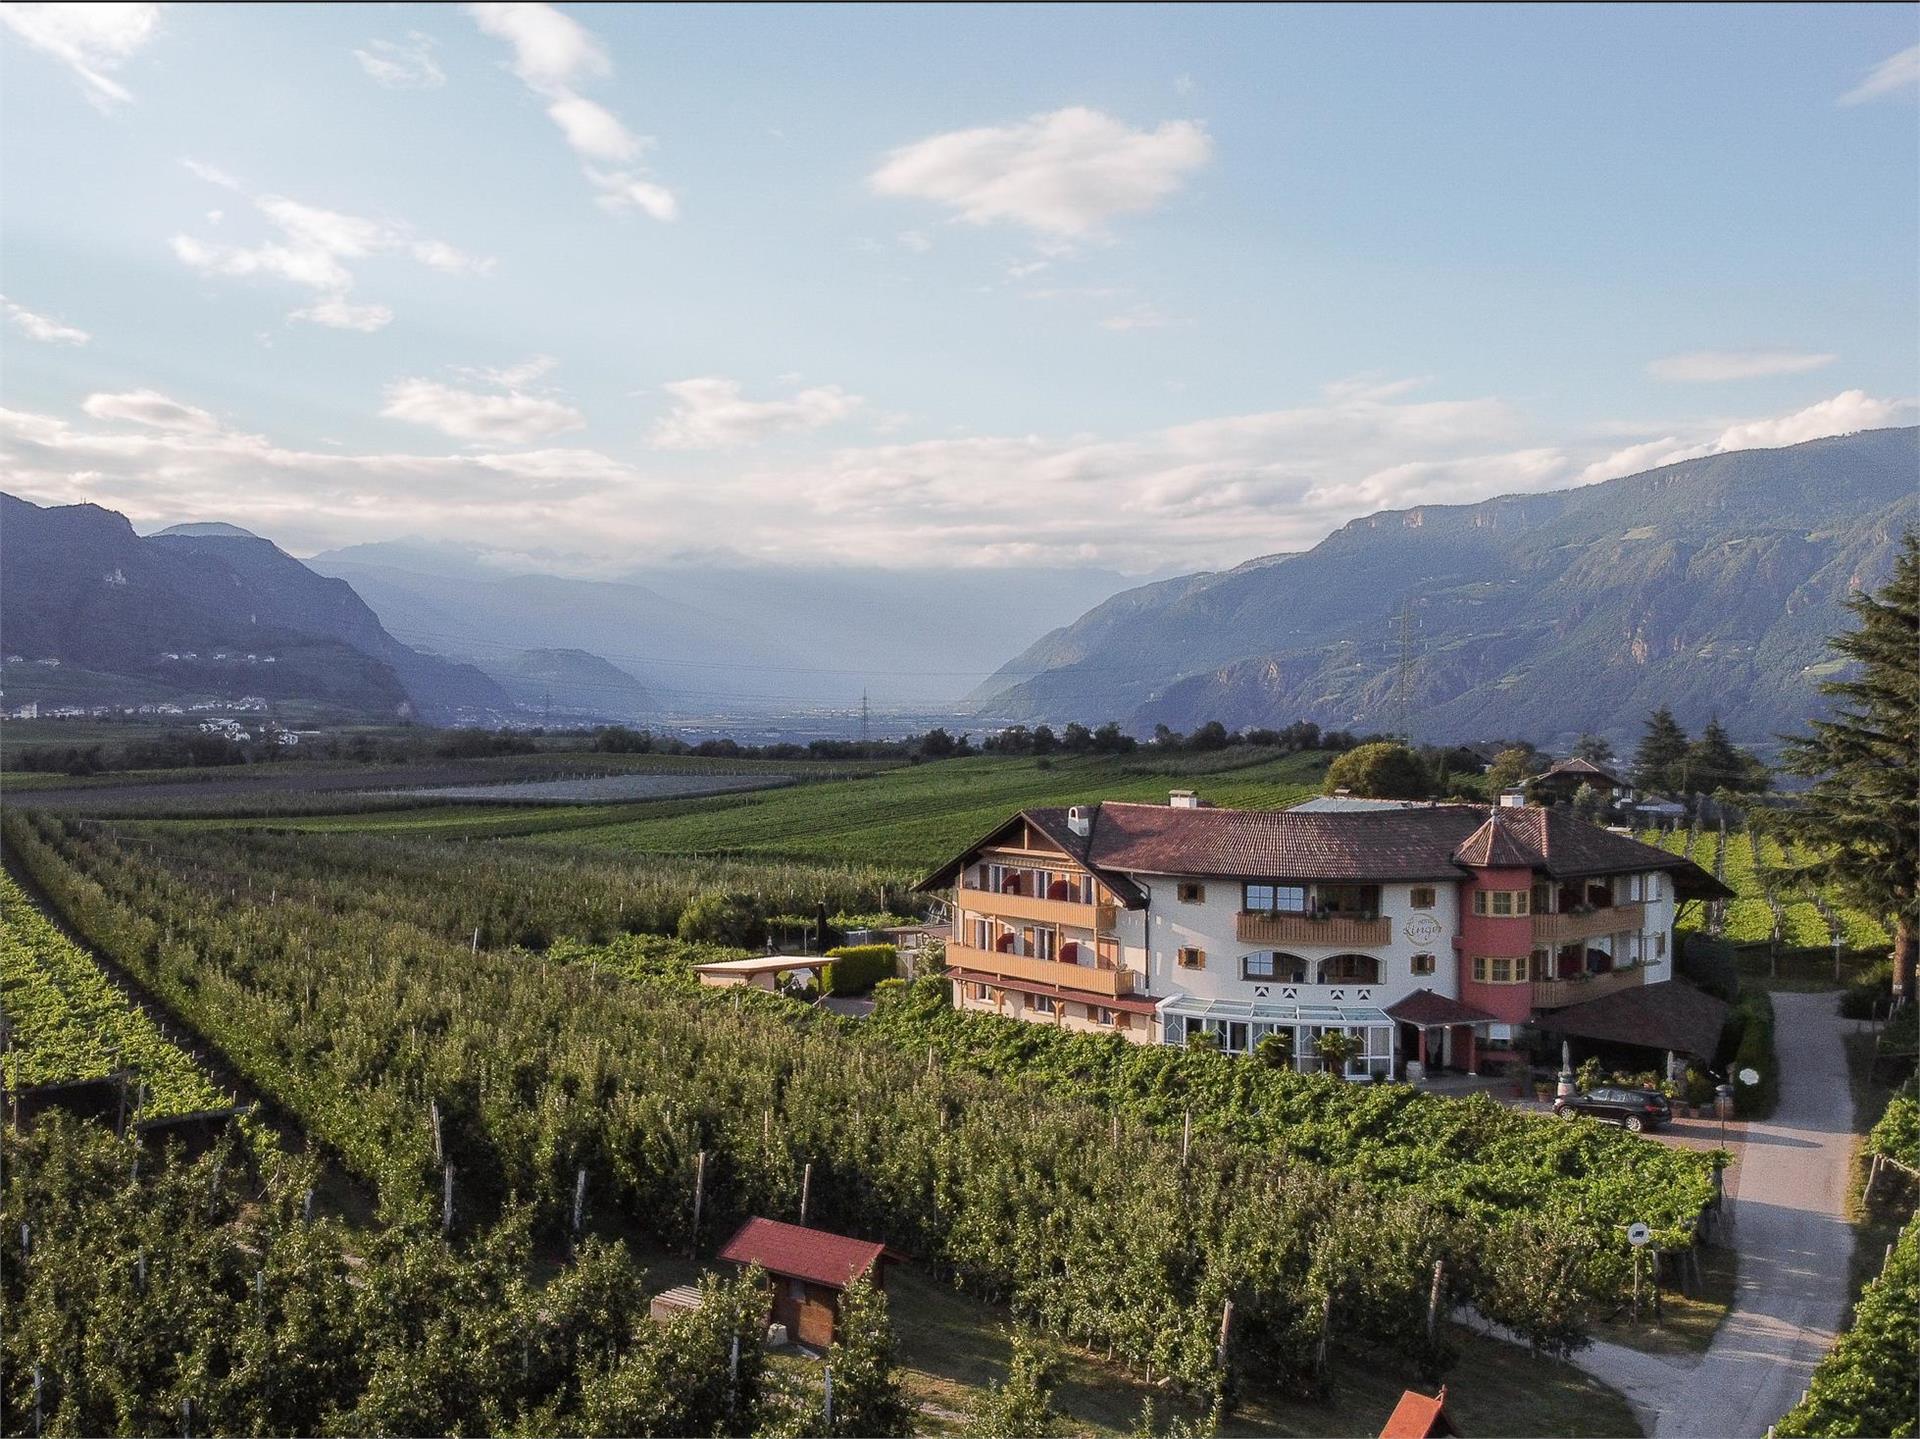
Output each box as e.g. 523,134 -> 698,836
1570,990 -> 1857,1437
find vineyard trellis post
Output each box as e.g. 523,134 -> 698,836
1425,1260 -> 1444,1339
690,1149 -> 707,1256
799,1161 -> 812,1225
442,1164 -> 455,1236
572,1166 -> 587,1237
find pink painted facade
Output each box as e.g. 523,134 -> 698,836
1454,866 -> 1536,1024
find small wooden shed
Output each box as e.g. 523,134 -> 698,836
717,1217 -> 889,1349
1380,1385 -> 1461,1438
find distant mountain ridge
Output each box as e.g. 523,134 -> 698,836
0,494 -> 507,721
973,428 -> 1920,745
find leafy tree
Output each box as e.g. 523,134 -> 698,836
1570,781 -> 1606,822
1314,1030 -> 1362,1072
676,891 -> 767,946
817,1278 -> 914,1438
1030,725 -> 1059,755
1572,733 -> 1615,765
1089,722 -> 1136,754
1189,721 -> 1231,752
1134,1396 -> 1225,1438
919,727 -> 968,759
1633,706 -> 1689,792
1322,742 -> 1430,799
1484,747 -> 1535,791
1779,534 -> 1918,999
1254,1031 -> 1294,1068
962,1332 -> 1062,1439
1060,722 -> 1093,753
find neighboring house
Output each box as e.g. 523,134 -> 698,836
917,792 -> 1729,1078
717,1217 -> 891,1349
1532,756 -> 1634,805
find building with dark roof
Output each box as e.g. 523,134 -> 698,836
918,793 -> 1728,1075
717,1217 -> 891,1348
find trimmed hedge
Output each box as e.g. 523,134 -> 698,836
821,943 -> 897,996
1726,991 -> 1778,1120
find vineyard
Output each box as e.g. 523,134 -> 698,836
0,873 -> 228,1119
1774,1217 -> 1919,1439
1637,824 -> 1891,957
0,806 -> 1716,1401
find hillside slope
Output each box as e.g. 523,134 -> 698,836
0,496 -> 507,721
974,428 -> 1920,744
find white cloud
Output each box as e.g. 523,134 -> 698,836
172,163 -> 490,330
870,106 -> 1211,238
81,388 -> 221,433
650,378 -> 864,450
1647,349 -> 1837,383
382,376 -> 585,444
1577,389 -> 1912,482
2,295 -> 89,345
467,2 -> 676,220
355,33 -> 445,90
6,383 -> 1909,576
897,230 -> 934,254
1102,303 -> 1173,332
0,2 -> 163,109
1839,44 -> 1920,106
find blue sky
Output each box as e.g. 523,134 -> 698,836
2,2 -> 1915,574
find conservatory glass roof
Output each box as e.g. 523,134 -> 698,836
1155,996 -> 1392,1025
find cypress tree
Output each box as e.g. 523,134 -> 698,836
1685,718 -> 1751,794
1633,706 -> 1689,792
1779,534 -> 1919,999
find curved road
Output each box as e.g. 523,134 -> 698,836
1572,990 -> 1857,1437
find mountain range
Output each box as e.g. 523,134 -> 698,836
972,427 -> 1920,747
0,495 -> 507,722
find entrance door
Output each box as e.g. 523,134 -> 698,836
1398,1022 -> 1422,1076
791,1280 -> 836,1348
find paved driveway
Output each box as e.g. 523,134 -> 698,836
1570,990 -> 1857,1437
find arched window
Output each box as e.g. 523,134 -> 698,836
1318,953 -> 1381,984
1241,951 -> 1309,982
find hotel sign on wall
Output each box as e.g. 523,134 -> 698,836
1403,913 -> 1444,946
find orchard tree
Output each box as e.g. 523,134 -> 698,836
1485,747 -> 1535,791
1779,533 -> 1919,1000
1633,707 -> 1689,792
962,1332 -> 1063,1439
819,1278 -> 914,1438
1323,742 -> 1430,799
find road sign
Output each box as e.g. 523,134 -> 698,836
1626,1222 -> 1652,1248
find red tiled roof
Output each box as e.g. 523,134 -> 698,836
1386,989 -> 1501,1027
919,799 -> 1727,894
1543,756 -> 1626,786
1452,814 -> 1538,869
1380,1386 -> 1456,1439
948,967 -> 1162,1016
718,1218 -> 886,1291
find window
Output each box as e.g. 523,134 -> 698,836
1409,887 -> 1436,910
1243,882 -> 1307,914
1242,951 -> 1307,982
1471,890 -> 1531,917
1177,947 -> 1206,969
1410,953 -> 1436,975
974,983 -> 992,1002
1094,1007 -> 1117,1026
1318,953 -> 1381,984
1177,881 -> 1206,904
1472,955 -> 1531,984
1649,874 -> 1664,900
1031,993 -> 1056,1015
1655,932 -> 1666,958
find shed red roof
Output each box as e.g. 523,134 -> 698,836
718,1218 -> 886,1291
948,967 -> 1162,1016
1380,1385 -> 1458,1438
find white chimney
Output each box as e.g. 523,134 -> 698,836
1169,790 -> 1200,809
1498,788 -> 1528,808
1067,805 -> 1091,837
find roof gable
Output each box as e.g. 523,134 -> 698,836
718,1218 -> 887,1290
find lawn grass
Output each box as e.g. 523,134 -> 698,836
619,1246 -> 1637,1438
521,749 -> 1332,870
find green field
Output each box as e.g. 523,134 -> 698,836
517,748 -> 1332,868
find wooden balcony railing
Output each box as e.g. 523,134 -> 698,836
1235,911 -> 1392,947
1530,965 -> 1647,1010
1531,901 -> 1646,945
947,942 -> 1136,997
957,887 -> 1117,931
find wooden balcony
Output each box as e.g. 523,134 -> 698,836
1530,965 -> 1647,1010
957,887 -> 1117,932
1235,911 -> 1391,947
1531,902 -> 1645,946
947,942 -> 1136,997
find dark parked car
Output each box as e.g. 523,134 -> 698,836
1554,1086 -> 1672,1132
